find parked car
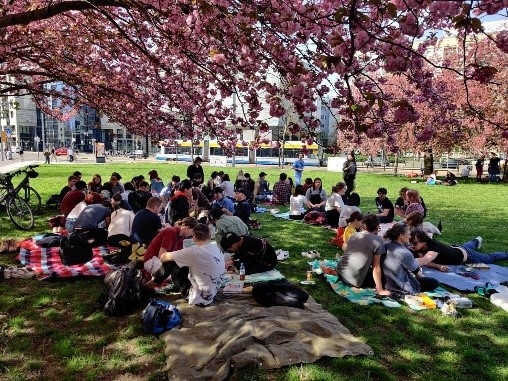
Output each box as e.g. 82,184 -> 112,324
55,147 -> 68,156
371,156 -> 390,166
10,146 -> 21,153
439,158 -> 470,169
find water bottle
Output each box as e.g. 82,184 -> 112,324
239,263 -> 246,281
450,297 -> 472,309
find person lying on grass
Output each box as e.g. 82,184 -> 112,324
383,223 -> 439,295
336,214 -> 391,296
411,230 -> 508,272
220,232 -> 278,275
160,223 -> 225,306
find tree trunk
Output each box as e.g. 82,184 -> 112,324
423,150 -> 434,175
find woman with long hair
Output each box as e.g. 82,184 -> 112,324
289,185 -> 308,220
325,182 -> 346,227
383,223 -> 438,295
148,169 -> 164,195
108,193 -> 136,246
88,174 -> 102,193
305,177 -> 327,213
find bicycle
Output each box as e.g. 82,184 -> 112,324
0,165 -> 42,214
0,172 -> 34,230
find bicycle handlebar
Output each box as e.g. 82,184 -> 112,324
0,165 -> 39,179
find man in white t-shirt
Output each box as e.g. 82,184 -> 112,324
160,223 -> 225,306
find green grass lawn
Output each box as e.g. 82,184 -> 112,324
1,163 -> 508,381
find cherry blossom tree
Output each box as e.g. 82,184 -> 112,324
1,0 -> 508,149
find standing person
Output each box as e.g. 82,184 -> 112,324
19,147 -> 24,161
342,153 -> 357,199
336,214 -> 390,295
488,152 -> 501,183
51,147 -> 57,162
292,153 -> 305,186
475,156 -> 485,182
187,157 -> 204,185
383,224 -> 438,295
43,148 -> 50,164
67,146 -> 75,162
375,187 -> 394,223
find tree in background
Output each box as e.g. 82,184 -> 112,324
2,1 -> 508,150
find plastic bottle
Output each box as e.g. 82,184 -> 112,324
239,263 -> 246,281
450,297 -> 473,309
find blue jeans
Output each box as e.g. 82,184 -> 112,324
294,172 -> 302,186
460,239 -> 508,264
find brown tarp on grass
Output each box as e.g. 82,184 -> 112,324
162,293 -> 373,381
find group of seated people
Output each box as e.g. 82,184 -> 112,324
337,213 -> 508,296
52,167 -> 286,306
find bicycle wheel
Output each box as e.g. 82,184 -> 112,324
6,196 -> 34,230
22,186 -> 42,213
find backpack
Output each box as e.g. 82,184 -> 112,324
141,299 -> 182,335
102,265 -> 143,316
59,230 -> 93,266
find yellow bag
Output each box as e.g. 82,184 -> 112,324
128,242 -> 146,262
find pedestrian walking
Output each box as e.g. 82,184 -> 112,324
292,153 -> 305,186
44,148 -> 51,164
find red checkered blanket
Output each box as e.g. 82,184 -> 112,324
18,239 -> 118,279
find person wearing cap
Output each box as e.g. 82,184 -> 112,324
211,187 -> 235,214
292,153 -> 305,185
220,232 -> 278,275
253,172 -> 270,202
226,188 -> 251,226
375,187 -> 394,223
187,156 -> 204,185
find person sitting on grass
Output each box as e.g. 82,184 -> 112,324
305,177 -> 327,213
404,212 -> 441,239
342,211 -> 363,251
410,230 -> 508,272
208,208 -> 249,247
272,173 -> 292,205
60,180 -> 87,216
142,217 -> 197,296
325,182 -> 346,228
443,171 -> 458,186
375,187 -> 394,223
336,214 -> 390,296
383,223 -> 439,295
220,232 -> 278,275
289,184 -> 308,220
404,189 -> 426,217
330,192 -> 361,248
160,223 -> 225,306
131,197 -> 169,246
107,193 -> 136,247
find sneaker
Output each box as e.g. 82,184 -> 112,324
475,236 -> 483,249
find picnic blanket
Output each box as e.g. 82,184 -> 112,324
422,264 -> 508,292
161,293 -> 373,381
324,274 -> 402,307
18,238 -> 118,279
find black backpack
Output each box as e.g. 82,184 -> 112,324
59,230 -> 93,266
102,265 -> 142,316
